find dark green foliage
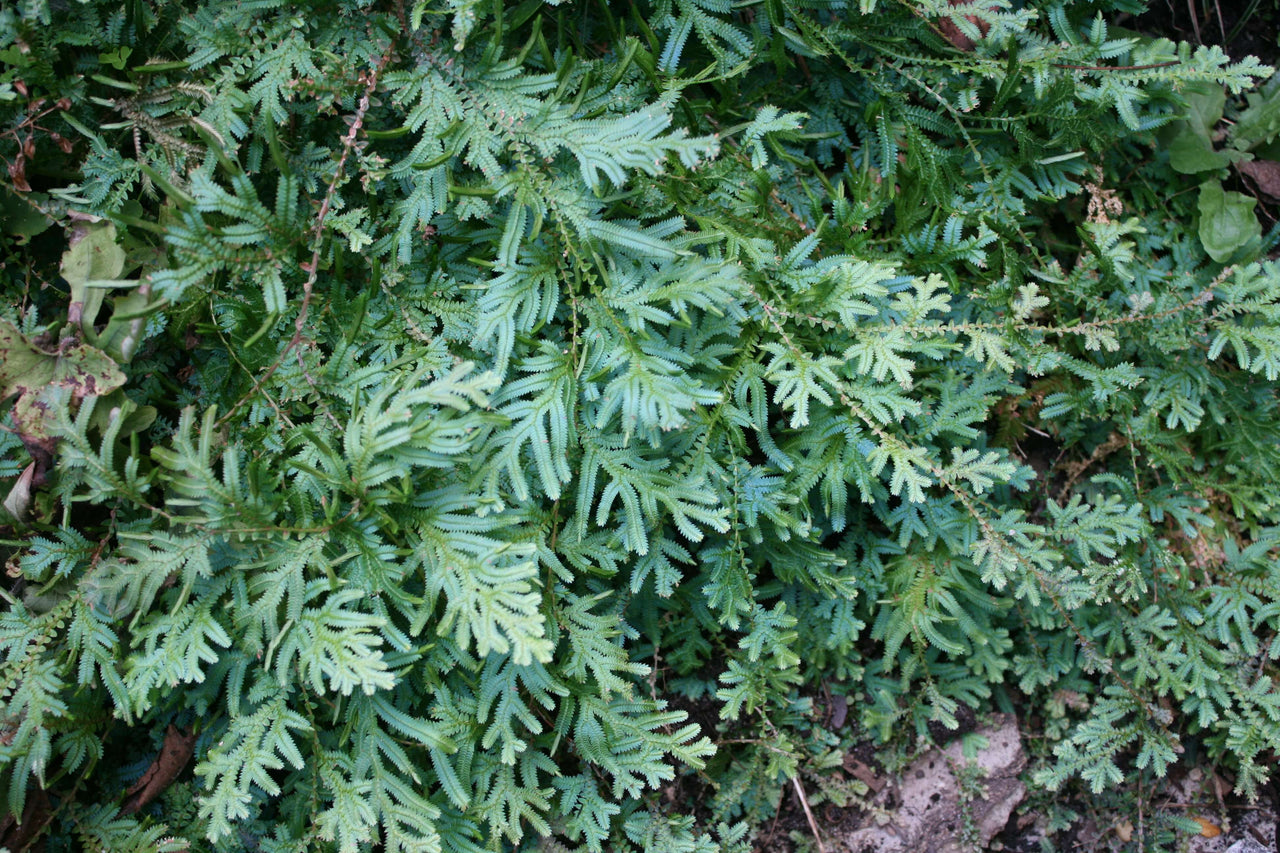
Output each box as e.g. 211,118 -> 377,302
1,0 -> 1280,850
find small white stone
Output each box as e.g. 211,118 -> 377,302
1224,840 -> 1272,853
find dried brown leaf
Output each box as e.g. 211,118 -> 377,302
1239,159 -> 1280,201
121,725 -> 198,815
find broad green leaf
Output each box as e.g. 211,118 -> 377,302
96,288 -> 166,364
61,224 -> 128,334
61,223 -> 139,348
87,390 -> 157,438
1197,181 -> 1260,262
1165,82 -> 1230,173
1183,81 -> 1226,138
1231,72 -> 1280,152
0,187 -> 52,242
1168,131 -> 1231,173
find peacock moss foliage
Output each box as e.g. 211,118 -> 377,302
1,0 -> 1279,849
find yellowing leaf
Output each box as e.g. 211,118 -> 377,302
1194,816 -> 1221,838
0,318 -> 126,440
0,320 -> 125,402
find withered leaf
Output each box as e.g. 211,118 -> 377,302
7,156 -> 31,194
121,725 -> 198,815
0,318 -> 126,444
1239,158 -> 1280,201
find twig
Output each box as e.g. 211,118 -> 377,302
1055,431 -> 1126,504
769,187 -> 815,235
717,738 -> 798,758
1160,802 -> 1265,810
209,293 -> 294,430
1138,772 -> 1145,853
219,42 -> 396,430
1186,0 -> 1203,45
1052,61 -> 1182,71
764,792 -> 784,849
288,59 -> 388,428
791,775 -> 828,853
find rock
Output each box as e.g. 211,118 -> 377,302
1223,840 -> 1272,853
839,714 -> 1026,853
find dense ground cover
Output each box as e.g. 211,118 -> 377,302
2,0 -> 1280,850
